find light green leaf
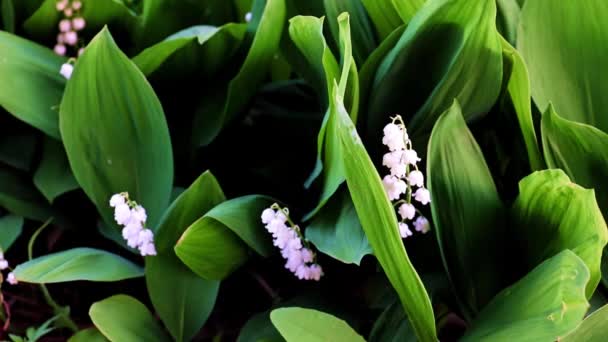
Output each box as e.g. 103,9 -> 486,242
192,0 -> 286,146
270,307 -> 365,342
133,23 -> 247,77
496,0 -> 520,44
323,0 -> 376,64
0,31 -> 65,138
518,0 -> 608,132
333,85 -> 436,341
147,171 -> 224,342
0,164 -> 53,222
562,304 -> 608,342
33,138 -> 79,203
391,0 -> 425,24
512,169 -> 608,298
367,0 -> 503,137
90,294 -> 171,342
13,247 -> 144,283
462,250 -> 589,341
68,328 -> 108,342
360,0 -> 402,40
175,195 -> 275,280
500,38 -> 543,171
428,101 -> 507,316
306,188 -> 371,265
0,215 -> 23,251
60,27 -> 173,230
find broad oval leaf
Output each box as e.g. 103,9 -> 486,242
518,0 -> 608,132
146,171 -> 224,342
0,31 -> 65,138
175,195 -> 275,280
562,304 -> 608,342
13,247 -> 143,283
60,27 -> 173,230
512,169 -> 608,297
68,328 -> 108,342
33,138 -> 79,203
367,0 -> 503,137
90,294 -> 170,342
270,307 -> 365,342
334,85 -> 436,341
462,250 -> 589,341
428,101 -> 507,316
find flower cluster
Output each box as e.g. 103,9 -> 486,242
261,204 -> 323,281
110,193 -> 157,256
0,251 -> 16,285
54,0 -> 87,79
381,115 -> 431,239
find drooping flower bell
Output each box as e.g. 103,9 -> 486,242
110,193 -> 157,256
381,115 -> 432,239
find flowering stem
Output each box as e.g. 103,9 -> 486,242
27,218 -> 78,333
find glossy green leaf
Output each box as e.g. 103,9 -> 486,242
562,304 -> 608,342
33,138 -> 79,203
428,101 -> 506,316
60,28 -> 173,230
391,0 -> 425,24
360,0 -> 402,40
512,169 -> 608,298
192,0 -> 286,146
518,0 -> 608,132
175,195 -> 275,280
0,164 -> 53,222
68,328 -> 108,342
462,250 -> 589,341
146,171 -> 224,342
0,31 -> 65,138
270,307 -> 365,342
323,0 -> 376,64
367,0 -> 503,137
369,301 -> 415,342
500,38 -> 543,171
0,215 -> 22,251
90,294 -> 170,342
306,188 -> 371,265
13,247 -> 144,283
333,85 -> 436,341
133,23 -> 247,77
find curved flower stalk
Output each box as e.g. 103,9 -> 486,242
381,115 -> 431,239
55,0 -> 87,79
261,204 -> 323,281
110,193 -> 157,256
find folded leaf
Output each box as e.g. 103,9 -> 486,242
270,307 -> 365,342
562,304 -> 608,342
323,0 -> 376,64
360,0 -> 402,40
33,138 -> 79,203
13,247 -> 143,283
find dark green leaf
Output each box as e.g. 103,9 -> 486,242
323,0 -> 376,64
13,247 -> 144,283
496,0 -> 520,44
33,138 -> 79,203
237,310 -> 284,342
270,307 -> 365,342
369,301 -> 416,342
60,28 -> 173,230
0,215 -> 22,251
462,251 -> 589,341
0,164 -> 53,222
1,0 -> 15,32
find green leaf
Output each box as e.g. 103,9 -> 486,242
33,138 -> 79,203
237,310 -> 283,342
495,0 -> 520,44
1,0 -> 15,32
192,0 -> 286,146
0,164 -> 53,222
133,23 -> 247,77
517,0 -> 608,132
323,0 -> 376,64
333,85 -> 436,341
12,247 -> 144,283
367,0 -> 503,137
0,31 -> 65,138
270,307 -> 365,342
306,188 -> 371,265
0,129 -> 37,171
369,301 -> 416,342
512,169 -> 608,298
500,38 -> 543,171
175,195 -> 275,280
68,328 -> 108,342
562,304 -> 608,342
60,27 -> 173,230
360,0 -> 402,40
427,101 -> 507,316
0,215 -> 23,251
90,294 -> 170,342
462,250 -> 589,341
146,171 -> 224,342
391,0 -> 425,24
